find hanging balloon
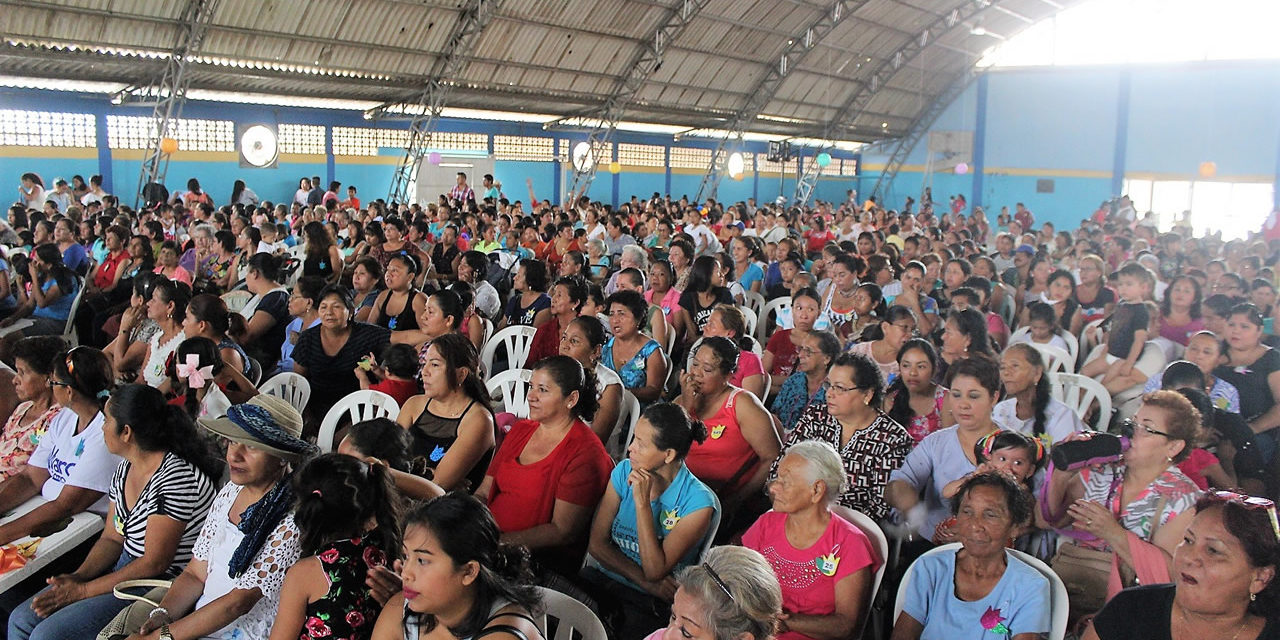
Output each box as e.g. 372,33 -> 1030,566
1198,161 -> 1216,178
954,162 -> 969,175
609,161 -> 621,174
160,138 -> 179,154
428,152 -> 442,165
816,152 -> 832,168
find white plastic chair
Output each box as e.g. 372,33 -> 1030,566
534,586 -> 606,640
741,307 -> 758,340
832,506 -> 889,639
1010,327 -> 1079,366
743,290 -> 765,318
487,368 -> 532,418
480,325 -> 538,380
893,543 -> 1068,640
317,390 -> 401,452
1051,372 -> 1112,431
0,277 -> 85,346
758,296 -> 792,343
221,290 -> 253,314
612,389 -> 641,459
258,372 -> 311,415
1025,343 -> 1072,376
480,316 -> 494,348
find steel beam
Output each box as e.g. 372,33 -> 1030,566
869,67 -> 977,203
694,0 -> 866,203
133,0 -> 221,208
386,0 -> 501,205
563,0 -> 715,203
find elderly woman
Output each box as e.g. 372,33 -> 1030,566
887,357 -> 1002,542
891,472 -> 1052,640
993,343 -> 1086,444
764,287 -> 821,391
770,330 -> 840,433
586,403 -> 717,631
292,285 -> 391,424
1045,390 -> 1203,626
0,336 -> 64,479
775,352 -> 912,521
179,223 -> 215,281
605,244 -> 650,296
1085,491 -> 1279,640
746,441 -> 878,640
644,545 -> 782,640
134,395 -> 311,640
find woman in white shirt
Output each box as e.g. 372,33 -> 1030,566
0,346 -> 119,549
140,395 -> 312,640
993,343 -> 1085,444
559,315 -> 624,454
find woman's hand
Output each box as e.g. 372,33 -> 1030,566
628,467 -> 655,500
366,560 -> 404,606
120,305 -> 143,334
1067,499 -> 1125,544
136,608 -> 172,635
640,575 -> 678,601
31,574 -> 86,616
27,260 -> 39,280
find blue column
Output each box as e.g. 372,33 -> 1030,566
325,125 -> 335,186
92,103 -> 113,194
752,153 -> 759,203
611,144 -> 620,208
1274,117 -> 1280,209
552,139 -> 562,206
1112,70 -> 1131,197
971,73 -> 988,209
664,146 -> 672,196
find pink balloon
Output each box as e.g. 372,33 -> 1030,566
954,163 -> 969,175
428,152 -> 442,165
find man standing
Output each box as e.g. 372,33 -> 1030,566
481,174 -> 501,201
1014,202 -> 1035,230
307,176 -> 324,206
449,172 -> 474,203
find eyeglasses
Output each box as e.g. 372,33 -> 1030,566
701,562 -> 736,605
824,383 -> 865,396
1213,491 -> 1280,541
1118,417 -> 1170,439
892,323 -> 918,336
49,380 -> 71,389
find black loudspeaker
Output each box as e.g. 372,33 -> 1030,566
1036,179 -> 1054,193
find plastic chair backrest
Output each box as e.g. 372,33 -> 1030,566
613,389 -> 641,459
743,290 -> 766,318
317,390 -> 401,452
245,356 -> 263,387
480,325 -> 538,380
893,543 -> 1067,640
258,372 -> 311,415
481,316 -> 494,347
486,368 -> 532,418
759,296 -> 792,343
831,506 -> 888,614
61,278 -> 86,341
1011,327 -> 1080,367
534,586 -> 607,640
1026,343 -> 1072,376
1051,372 -> 1112,431
741,307 -> 758,340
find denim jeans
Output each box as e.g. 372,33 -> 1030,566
8,550 -> 138,640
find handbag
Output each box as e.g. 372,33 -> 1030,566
1051,542 -> 1113,617
96,579 -> 172,640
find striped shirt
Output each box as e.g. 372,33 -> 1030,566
109,452 -> 216,576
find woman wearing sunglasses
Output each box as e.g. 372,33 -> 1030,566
1044,390 -> 1203,629
1086,490 -> 1280,640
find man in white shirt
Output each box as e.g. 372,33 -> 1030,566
761,212 -> 789,245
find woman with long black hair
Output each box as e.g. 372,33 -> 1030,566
992,343 -> 1084,444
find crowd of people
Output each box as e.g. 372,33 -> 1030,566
0,168 -> 1276,640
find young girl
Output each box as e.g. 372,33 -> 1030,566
163,336 -> 258,419
934,430 -> 1046,544
1011,301 -> 1072,353
1080,301 -> 1149,381
270,453 -> 403,640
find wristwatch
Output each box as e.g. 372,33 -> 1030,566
159,623 -> 175,640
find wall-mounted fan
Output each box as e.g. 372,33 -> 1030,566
571,141 -> 594,173
238,123 -> 279,168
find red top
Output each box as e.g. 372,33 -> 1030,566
370,378 -> 418,407
766,329 -> 799,376
486,419 -> 613,574
685,389 -> 759,496
526,316 -> 563,366
804,229 -> 835,253
93,250 -> 130,289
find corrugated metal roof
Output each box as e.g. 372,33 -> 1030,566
0,0 -> 1082,141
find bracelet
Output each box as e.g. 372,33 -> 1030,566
149,606 -> 170,620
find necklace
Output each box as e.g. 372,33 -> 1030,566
1178,603 -> 1250,640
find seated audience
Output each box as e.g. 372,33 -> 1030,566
770,330 -> 839,433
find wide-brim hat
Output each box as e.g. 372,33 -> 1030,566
198,394 -> 314,462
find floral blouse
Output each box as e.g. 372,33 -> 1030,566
888,386 -> 949,444
300,536 -> 389,640
0,401 -> 62,479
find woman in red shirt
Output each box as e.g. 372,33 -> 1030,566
474,355 -> 613,578
526,275 -> 588,365
803,217 -> 836,258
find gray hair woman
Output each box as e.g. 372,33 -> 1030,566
181,223 -> 216,278
744,441 -> 878,640
653,546 -> 782,640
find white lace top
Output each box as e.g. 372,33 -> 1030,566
192,482 -> 301,640
143,329 -> 186,387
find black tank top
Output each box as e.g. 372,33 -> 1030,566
409,399 -> 493,491
378,289 -> 421,332
303,252 -> 335,279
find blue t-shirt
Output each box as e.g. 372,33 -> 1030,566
1143,374 -> 1240,413
600,459 -> 717,591
32,277 -> 79,321
737,263 -> 764,292
888,426 -> 977,539
62,243 -> 88,274
902,547 -> 1051,640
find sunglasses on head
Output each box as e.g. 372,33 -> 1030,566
1213,491 -> 1280,541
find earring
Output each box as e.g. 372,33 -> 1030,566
1251,593 -> 1258,602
